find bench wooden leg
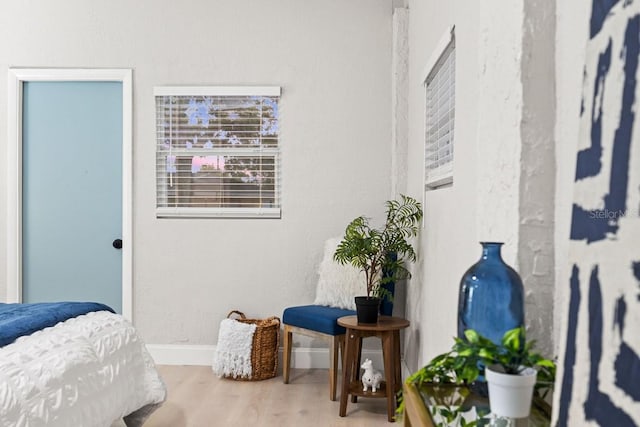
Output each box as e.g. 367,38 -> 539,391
283,325 -> 292,384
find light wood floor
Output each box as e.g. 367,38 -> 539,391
144,365 -> 398,427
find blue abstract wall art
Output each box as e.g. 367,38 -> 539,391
555,0 -> 640,425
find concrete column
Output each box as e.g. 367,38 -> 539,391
519,0 -> 557,358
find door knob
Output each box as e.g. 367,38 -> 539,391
112,239 -> 123,249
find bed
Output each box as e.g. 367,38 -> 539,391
0,302 -> 166,427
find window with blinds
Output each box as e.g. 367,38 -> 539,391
424,30 -> 455,189
155,86 -> 281,218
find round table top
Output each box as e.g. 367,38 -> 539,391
337,315 -> 410,331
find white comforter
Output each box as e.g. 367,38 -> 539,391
0,311 -> 166,427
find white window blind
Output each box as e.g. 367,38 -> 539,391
155,86 -> 281,218
424,32 -> 455,189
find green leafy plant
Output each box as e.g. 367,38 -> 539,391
408,327 -> 555,396
397,327 -> 556,422
472,327 -> 556,390
333,195 -> 423,300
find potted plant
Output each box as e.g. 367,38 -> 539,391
399,327 -> 555,421
466,327 -> 555,418
333,195 -> 423,323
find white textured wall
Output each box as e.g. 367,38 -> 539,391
404,0 -> 481,369
475,1 -> 524,255
0,0 -> 394,346
391,8 -> 409,199
519,0 -> 556,360
404,0 -> 557,371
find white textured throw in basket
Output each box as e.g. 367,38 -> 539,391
212,310 -> 280,381
213,317 -> 257,379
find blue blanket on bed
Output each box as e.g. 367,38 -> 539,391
0,302 -> 114,347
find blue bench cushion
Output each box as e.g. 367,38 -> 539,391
283,305 -> 356,336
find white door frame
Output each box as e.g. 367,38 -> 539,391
6,68 -> 133,321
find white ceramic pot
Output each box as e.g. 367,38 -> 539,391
485,365 -> 537,418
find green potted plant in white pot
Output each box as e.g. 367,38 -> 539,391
333,194 -> 423,323
398,326 -> 555,422
480,327 -> 555,418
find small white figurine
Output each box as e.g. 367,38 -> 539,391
361,358 -> 383,393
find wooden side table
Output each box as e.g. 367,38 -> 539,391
338,315 -> 410,422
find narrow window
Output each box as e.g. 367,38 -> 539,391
155,87 -> 281,218
424,28 -> 455,189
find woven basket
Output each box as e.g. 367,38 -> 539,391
226,310 -> 280,381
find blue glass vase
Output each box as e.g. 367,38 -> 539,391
457,242 -> 525,344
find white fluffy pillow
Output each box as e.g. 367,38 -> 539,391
313,237 -> 367,310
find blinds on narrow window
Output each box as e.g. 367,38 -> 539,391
424,36 -> 455,189
155,86 -> 281,218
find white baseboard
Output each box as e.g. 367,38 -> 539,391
146,344 -> 385,370
146,344 -> 216,366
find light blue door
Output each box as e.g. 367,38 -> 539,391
22,81 -> 123,313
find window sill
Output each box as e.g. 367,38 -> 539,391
425,163 -> 453,190
156,207 -> 281,219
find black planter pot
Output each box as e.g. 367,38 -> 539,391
355,296 -> 381,324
